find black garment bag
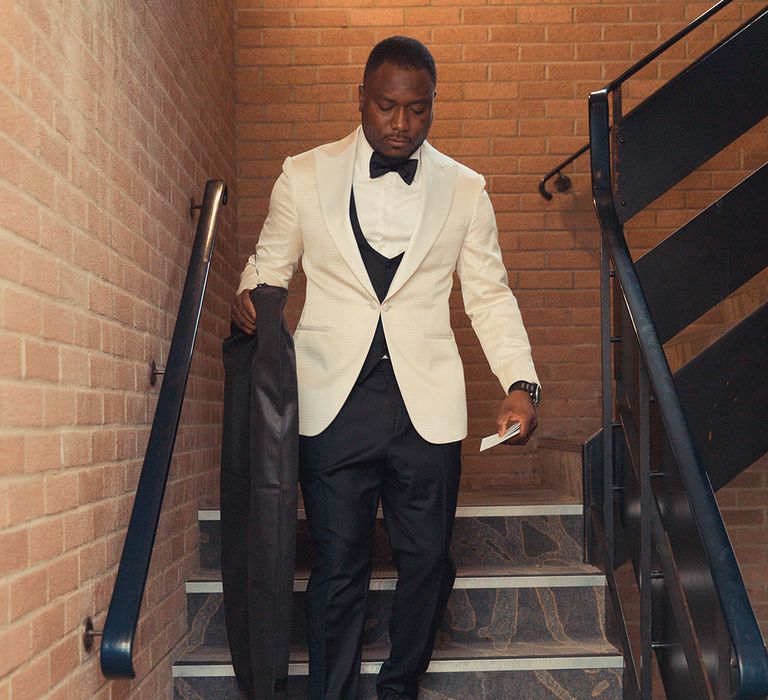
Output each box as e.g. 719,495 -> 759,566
220,285 -> 299,699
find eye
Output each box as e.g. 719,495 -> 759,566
410,106 -> 426,115
377,102 -> 395,112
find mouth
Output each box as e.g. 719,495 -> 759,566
386,135 -> 411,147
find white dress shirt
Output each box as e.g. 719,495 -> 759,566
352,129 -> 422,258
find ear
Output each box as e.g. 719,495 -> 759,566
358,83 -> 364,113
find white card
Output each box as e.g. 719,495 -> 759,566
479,422 -> 521,452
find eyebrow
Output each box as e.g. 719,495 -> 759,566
376,96 -> 432,106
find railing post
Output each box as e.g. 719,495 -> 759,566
600,240 -> 614,568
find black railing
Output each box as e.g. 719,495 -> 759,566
585,4 -> 768,699
539,0 -> 738,200
97,179 -> 227,678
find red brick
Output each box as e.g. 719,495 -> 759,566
10,568 -> 48,621
8,478 -> 45,526
293,9 -> 350,27
0,620 -> 32,678
238,8 -> 292,27
518,6 -> 573,24
463,7 -> 518,24
0,530 -> 29,576
404,7 -> 460,25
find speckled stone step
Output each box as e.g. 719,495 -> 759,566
184,567 -> 609,651
172,641 -> 623,699
198,502 -> 585,572
178,498 -> 623,698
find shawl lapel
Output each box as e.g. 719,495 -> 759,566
314,128 -> 457,303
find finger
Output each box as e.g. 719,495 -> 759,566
497,411 -> 513,436
231,305 -> 256,334
503,416 -> 527,444
504,411 -> 538,445
240,292 -> 257,322
516,415 -> 538,445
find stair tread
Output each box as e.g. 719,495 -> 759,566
174,638 -> 621,667
188,562 -> 604,584
199,485 -> 582,513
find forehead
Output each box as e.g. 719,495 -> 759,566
364,61 -> 435,98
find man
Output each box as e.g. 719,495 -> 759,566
231,36 -> 540,700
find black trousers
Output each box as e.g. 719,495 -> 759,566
299,360 -> 462,700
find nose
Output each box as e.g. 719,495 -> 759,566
391,106 -> 409,133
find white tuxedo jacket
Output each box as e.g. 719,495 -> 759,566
239,127 -> 538,443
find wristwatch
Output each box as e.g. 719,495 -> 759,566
508,380 -> 541,407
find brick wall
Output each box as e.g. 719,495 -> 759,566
232,1 -> 766,489
0,1 -> 237,698
2,1 -> 766,697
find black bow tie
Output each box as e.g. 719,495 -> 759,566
369,152 -> 418,185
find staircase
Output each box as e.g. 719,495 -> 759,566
583,3 -> 768,697
172,481 -> 624,699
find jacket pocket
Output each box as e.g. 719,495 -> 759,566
423,332 -> 454,340
296,324 -> 330,333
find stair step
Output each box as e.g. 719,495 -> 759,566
184,569 -> 608,651
199,504 -> 585,571
174,640 -> 622,667
198,503 -> 584,521
187,562 -> 604,588
180,492 -> 620,697
173,642 -> 623,699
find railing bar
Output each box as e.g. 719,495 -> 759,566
611,85 -> 622,123
600,241 -> 614,566
98,180 -> 227,679
617,405 -> 641,486
605,0 -> 736,91
606,178 -> 766,697
591,506 -> 641,700
538,142 -> 590,200
648,502 -> 715,700
540,0 -> 737,200
590,87 -> 768,698
582,445 -> 589,563
638,368 -> 652,699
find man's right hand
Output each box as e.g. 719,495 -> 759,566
231,289 -> 257,335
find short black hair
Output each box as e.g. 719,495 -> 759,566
363,36 -> 437,87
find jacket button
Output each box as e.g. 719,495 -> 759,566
370,302 -> 377,310
382,303 -> 390,312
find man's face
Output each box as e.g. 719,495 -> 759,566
359,61 -> 435,159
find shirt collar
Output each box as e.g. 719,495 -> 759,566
353,127 -> 422,186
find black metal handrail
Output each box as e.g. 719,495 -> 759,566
589,44 -> 768,699
539,0 -> 737,200
98,179 -> 227,678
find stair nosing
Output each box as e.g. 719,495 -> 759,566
173,653 -> 624,677
185,571 -> 606,594
198,504 -> 583,521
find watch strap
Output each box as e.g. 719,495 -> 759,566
508,380 -> 540,406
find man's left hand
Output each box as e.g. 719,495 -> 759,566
495,390 -> 538,445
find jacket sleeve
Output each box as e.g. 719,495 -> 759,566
456,185 -> 539,393
237,157 -> 303,293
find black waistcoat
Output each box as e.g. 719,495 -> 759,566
350,189 -> 404,382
